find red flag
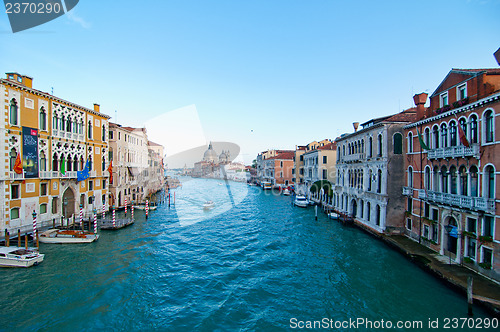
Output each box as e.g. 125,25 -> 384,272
107,160 -> 113,183
455,115 -> 470,147
13,153 -> 23,174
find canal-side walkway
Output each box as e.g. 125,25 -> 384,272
382,235 -> 500,317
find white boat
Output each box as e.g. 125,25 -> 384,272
39,229 -> 99,244
294,195 -> 309,208
283,188 -> 291,196
0,246 -> 44,267
328,212 -> 340,220
134,204 -> 158,211
203,201 -> 215,210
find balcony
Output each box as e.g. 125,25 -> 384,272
426,190 -> 495,213
89,171 -> 97,178
9,171 -> 24,180
60,171 -> 77,179
427,144 -> 479,160
342,153 -> 365,163
402,186 -> 412,196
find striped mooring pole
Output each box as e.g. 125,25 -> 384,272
146,200 -> 149,219
112,205 -> 116,228
131,202 -> 134,220
125,197 -> 127,215
32,210 -> 37,248
79,204 -> 83,228
93,209 -> 97,234
102,204 -> 105,219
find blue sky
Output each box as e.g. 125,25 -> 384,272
1,0 -> 499,165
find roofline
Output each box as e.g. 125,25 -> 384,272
1,78 -> 112,119
430,69 -> 485,98
404,91 -> 500,129
336,123 -> 384,142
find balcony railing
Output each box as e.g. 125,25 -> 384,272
427,144 -> 479,159
89,171 -> 96,178
402,186 -> 412,196
426,190 -> 495,213
341,153 -> 365,163
9,171 -> 24,180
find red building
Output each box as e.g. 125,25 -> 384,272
403,68 -> 500,281
262,151 -> 294,188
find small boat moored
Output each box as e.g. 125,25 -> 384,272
134,204 -> 157,211
0,246 -> 44,267
39,229 -> 99,244
293,195 -> 309,208
328,212 -> 340,220
282,188 -> 291,196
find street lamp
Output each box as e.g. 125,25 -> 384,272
444,225 -> 453,265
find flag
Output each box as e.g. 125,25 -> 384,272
13,153 -> 23,174
107,160 -> 113,183
417,129 -> 430,150
456,119 -> 470,147
77,159 -> 90,182
60,156 -> 66,175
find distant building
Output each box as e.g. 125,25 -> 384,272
262,151 -> 294,187
403,68 -> 500,280
193,142 -> 247,181
303,140 -> 337,194
334,108 -> 417,234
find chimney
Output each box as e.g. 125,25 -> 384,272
353,122 -> 359,132
93,103 -> 100,112
413,92 -> 428,120
22,75 -> 33,88
494,47 -> 500,66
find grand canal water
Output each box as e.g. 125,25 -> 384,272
0,177 -> 495,331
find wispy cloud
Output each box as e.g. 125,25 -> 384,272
65,9 -> 91,29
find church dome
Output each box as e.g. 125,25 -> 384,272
203,142 -> 217,162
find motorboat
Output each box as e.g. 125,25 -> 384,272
203,201 -> 215,210
261,182 -> 272,190
0,246 -> 44,267
293,195 -> 309,208
282,188 -> 291,196
134,204 -> 157,211
328,212 -> 340,220
39,229 -> 99,244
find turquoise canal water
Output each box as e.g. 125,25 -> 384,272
0,178 -> 496,331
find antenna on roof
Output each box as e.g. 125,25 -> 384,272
51,87 -> 53,95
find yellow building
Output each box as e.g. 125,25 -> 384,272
1,72 -> 111,235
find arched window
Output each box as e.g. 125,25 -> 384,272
377,169 -> 382,193
73,119 -> 78,133
485,110 -> 494,143
80,156 -> 84,170
361,139 -> 364,153
393,133 -> 402,154
377,134 -> 382,156
376,205 -> 381,226
40,151 -> 46,172
470,114 -> 478,144
367,202 -> 371,221
102,157 -> 106,172
73,156 -> 78,171
485,165 -> 495,199
440,166 -> 448,193
53,115 -> 59,130
450,165 -> 457,194
368,169 -> 372,191
433,125 -> 439,149
342,145 -> 345,156
88,120 -> 93,139
9,149 -> 17,171
470,165 -> 478,197
89,155 -> 93,171
102,125 -> 106,141
61,116 -> 66,132
39,107 -> 47,131
52,153 -> 59,172
408,166 -> 413,187
450,121 -> 457,146
408,132 -> 413,153
9,99 -> 18,126
424,166 -> 431,190
458,166 -> 467,196
79,120 -> 83,135
433,166 -> 439,191
66,117 -> 72,132
459,118 -> 467,145
369,137 -> 373,157
440,123 -> 448,148
424,128 -> 430,148
67,156 -> 72,171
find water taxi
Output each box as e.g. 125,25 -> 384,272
39,229 -> 99,244
203,201 -> 215,210
293,195 -> 309,208
0,246 -> 44,267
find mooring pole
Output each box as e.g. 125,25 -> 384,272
315,205 -> 318,220
467,276 -> 474,316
